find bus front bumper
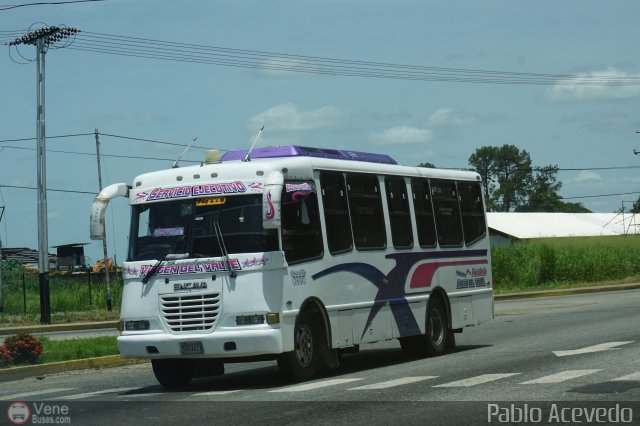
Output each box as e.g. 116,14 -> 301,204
117,328 -> 283,359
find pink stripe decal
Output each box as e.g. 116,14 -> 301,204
410,259 -> 488,288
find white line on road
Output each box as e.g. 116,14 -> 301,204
192,390 -> 242,396
520,369 -> 602,384
553,341 -> 634,357
0,388 -> 76,400
433,373 -> 520,388
53,387 -> 139,400
269,378 -> 362,393
613,372 -> 640,381
116,393 -> 165,399
348,376 -> 437,390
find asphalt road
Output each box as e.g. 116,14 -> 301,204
1,289 -> 639,425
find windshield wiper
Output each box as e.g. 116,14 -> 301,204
141,236 -> 187,284
214,220 -> 237,279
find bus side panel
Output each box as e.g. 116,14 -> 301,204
389,300 -> 427,338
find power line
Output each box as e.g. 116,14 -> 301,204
0,144 -> 201,163
2,133 -> 639,171
562,191 -> 640,200
0,1 -> 106,11
0,184 -> 94,194
0,132 -> 94,144
45,31 -> 640,87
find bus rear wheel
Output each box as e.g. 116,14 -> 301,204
277,313 -> 321,381
399,298 -> 450,358
425,298 -> 448,356
151,358 -> 193,388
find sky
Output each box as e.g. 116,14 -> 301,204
1,0 -> 640,266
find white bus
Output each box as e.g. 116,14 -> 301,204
90,145 -> 493,388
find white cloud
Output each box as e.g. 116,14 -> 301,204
572,170 -> 602,182
427,108 -> 477,127
370,125 -> 433,145
546,68 -> 640,101
248,103 -> 344,132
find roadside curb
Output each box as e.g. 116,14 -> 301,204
0,355 -> 148,383
0,321 -> 116,337
494,282 -> 640,300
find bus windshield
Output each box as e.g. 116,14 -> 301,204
128,194 -> 278,261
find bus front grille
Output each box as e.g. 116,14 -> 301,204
160,292 -> 220,332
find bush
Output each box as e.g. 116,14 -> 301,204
3,333 -> 43,365
0,345 -> 12,368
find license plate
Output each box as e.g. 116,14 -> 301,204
180,341 -> 204,355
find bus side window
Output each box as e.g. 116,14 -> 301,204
431,179 -> 463,247
385,176 -> 413,249
458,181 -> 487,246
281,181 -> 324,264
411,178 -> 437,248
347,173 -> 386,250
320,172 -> 353,255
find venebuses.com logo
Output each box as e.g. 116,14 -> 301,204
6,401 -> 71,424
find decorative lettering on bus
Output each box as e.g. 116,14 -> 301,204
146,182 -> 247,201
285,182 -> 314,192
456,277 -> 487,289
455,267 -> 488,278
138,259 -> 242,276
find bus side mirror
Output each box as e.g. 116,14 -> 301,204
90,183 -> 129,240
262,171 -> 283,229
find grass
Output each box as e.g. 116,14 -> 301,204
492,235 -> 640,293
38,336 -> 119,363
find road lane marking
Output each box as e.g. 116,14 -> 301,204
433,373 -> 520,388
553,341 -> 634,357
613,372 -> 640,381
192,390 -> 242,396
0,388 -> 76,400
348,376 -> 437,390
269,378 -> 362,392
117,393 -> 165,398
53,387 -> 139,400
520,369 -> 602,384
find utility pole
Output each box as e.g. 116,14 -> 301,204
0,206 -> 4,314
95,129 -> 112,311
9,26 -> 79,324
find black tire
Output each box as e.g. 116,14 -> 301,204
399,335 -> 426,358
277,313 -> 321,381
152,359 -> 194,389
399,298 -> 450,358
425,298 -> 449,356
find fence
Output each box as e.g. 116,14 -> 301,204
0,262 -> 122,317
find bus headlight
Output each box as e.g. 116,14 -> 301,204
124,320 -> 150,331
236,314 -> 265,325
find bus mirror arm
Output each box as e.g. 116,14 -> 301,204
90,183 -> 130,240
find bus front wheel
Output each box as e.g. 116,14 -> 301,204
277,313 -> 321,381
151,358 -> 193,388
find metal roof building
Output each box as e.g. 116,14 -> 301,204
487,213 -> 639,246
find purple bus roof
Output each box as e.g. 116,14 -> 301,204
221,145 -> 397,165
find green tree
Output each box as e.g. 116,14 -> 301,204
417,161 -> 436,168
469,144 -> 532,211
468,145 -> 590,213
518,165 -> 590,212
468,146 -> 498,206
